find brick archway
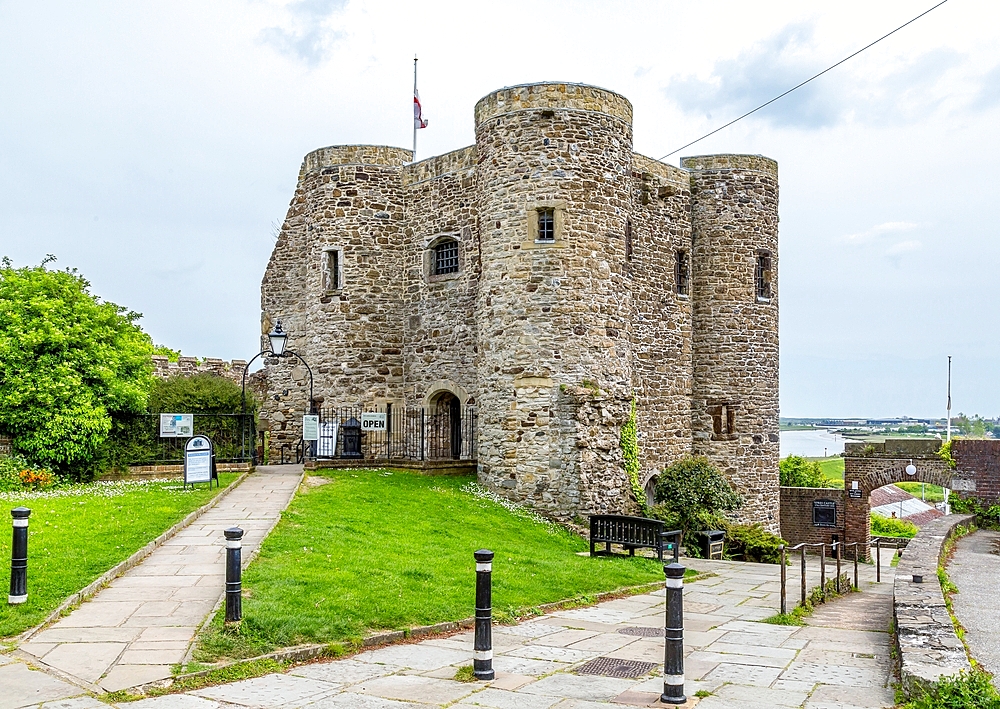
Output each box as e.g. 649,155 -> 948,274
843,454 -> 952,558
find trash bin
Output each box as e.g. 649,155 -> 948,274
341,417 -> 363,458
701,530 -> 725,560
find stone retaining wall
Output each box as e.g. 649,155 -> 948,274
894,513 -> 974,695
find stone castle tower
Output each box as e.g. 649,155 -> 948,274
260,82 -> 779,531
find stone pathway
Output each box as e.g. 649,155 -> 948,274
948,529 -> 1000,689
70,551 -> 897,709
5,465 -> 302,696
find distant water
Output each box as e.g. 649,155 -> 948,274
780,429 -> 858,458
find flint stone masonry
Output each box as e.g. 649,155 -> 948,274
893,513 -> 974,696
260,82 -> 780,528
151,355 -> 248,386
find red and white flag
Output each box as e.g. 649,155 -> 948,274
414,89 -> 428,129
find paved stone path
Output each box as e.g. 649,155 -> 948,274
6,465 -> 302,696
69,551 -> 896,709
948,529 -> 1000,690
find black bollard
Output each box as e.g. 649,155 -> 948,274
661,562 -> 686,705
9,507 -> 30,605
473,549 -> 495,681
224,527 -> 244,624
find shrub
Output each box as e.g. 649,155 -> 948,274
779,455 -> 835,488
654,456 -> 742,545
870,513 -> 918,538
149,373 -> 255,415
950,495 -> 1000,530
0,455 -> 54,492
722,522 -> 787,564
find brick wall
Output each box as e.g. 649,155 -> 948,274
953,439 -> 1000,504
0,431 -> 11,457
780,486 -> 846,548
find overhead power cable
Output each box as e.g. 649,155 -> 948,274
660,0 -> 951,160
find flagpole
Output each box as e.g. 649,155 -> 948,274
413,55 -> 418,161
946,355 -> 952,442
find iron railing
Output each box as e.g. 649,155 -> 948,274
314,406 -> 477,461
111,413 -> 255,465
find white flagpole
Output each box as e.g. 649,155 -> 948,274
413,55 -> 418,161
946,355 -> 952,442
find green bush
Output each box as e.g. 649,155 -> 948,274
149,373 -> 255,414
950,495 -> 1000,529
903,669 -> 1000,709
870,513 -> 918,538
0,454 -> 54,492
0,257 -> 153,479
653,456 -> 742,546
779,455 -> 835,488
722,522 -> 787,564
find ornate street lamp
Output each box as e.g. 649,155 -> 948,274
240,319 -> 315,464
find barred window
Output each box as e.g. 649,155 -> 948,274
537,208 -> 555,241
433,239 -> 459,275
675,250 -> 689,296
756,251 -> 772,301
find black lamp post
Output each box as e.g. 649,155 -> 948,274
241,319 -> 315,464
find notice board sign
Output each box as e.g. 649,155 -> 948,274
160,413 -> 193,438
184,435 -> 214,488
812,499 -> 838,527
302,415 -> 320,442
361,412 -> 387,431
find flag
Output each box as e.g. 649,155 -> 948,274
414,89 -> 428,129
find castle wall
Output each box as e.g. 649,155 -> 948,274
400,147 -> 480,407
473,83 -> 637,518
685,154 -> 780,533
629,155 -> 695,483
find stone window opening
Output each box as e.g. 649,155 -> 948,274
675,250 -> 689,297
322,248 -> 342,292
537,208 -> 555,242
625,219 -> 633,262
756,251 -> 772,301
433,239 -> 459,275
708,403 -> 737,440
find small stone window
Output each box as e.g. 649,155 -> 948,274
755,251 -> 772,301
322,248 -> 342,291
675,250 -> 689,296
708,403 -> 737,440
537,209 -> 555,242
433,239 -> 459,275
625,219 -> 633,262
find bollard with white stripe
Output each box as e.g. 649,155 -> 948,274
473,548 -> 495,680
661,562 -> 686,704
9,507 -> 30,605
224,527 -> 244,624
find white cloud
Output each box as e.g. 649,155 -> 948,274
884,239 -> 922,256
841,221 -> 919,243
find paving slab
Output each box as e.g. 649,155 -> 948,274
0,662 -> 85,709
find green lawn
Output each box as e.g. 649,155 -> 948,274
195,469 -> 664,661
894,481 -> 945,503
0,474 -> 237,638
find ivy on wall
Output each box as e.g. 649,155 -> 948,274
621,398 -> 647,515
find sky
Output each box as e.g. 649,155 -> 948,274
1,0 -> 998,419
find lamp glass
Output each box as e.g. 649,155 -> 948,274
268,321 -> 288,356
905,463 -> 917,476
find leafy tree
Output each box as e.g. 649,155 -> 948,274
148,373 -> 255,414
651,456 -> 742,544
153,344 -> 181,362
779,455 -> 835,488
0,257 -> 153,477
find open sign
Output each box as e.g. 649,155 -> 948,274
361,413 -> 387,431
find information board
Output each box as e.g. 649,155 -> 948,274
361,412 -> 387,431
160,413 -> 194,438
812,499 -> 838,527
184,436 -> 213,486
302,415 -> 320,441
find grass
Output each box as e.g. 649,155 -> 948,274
894,481 -> 945,503
0,474 -> 237,638
193,468 -> 664,662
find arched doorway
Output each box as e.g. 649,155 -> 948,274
428,391 -> 462,459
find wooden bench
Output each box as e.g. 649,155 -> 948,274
589,515 -> 681,563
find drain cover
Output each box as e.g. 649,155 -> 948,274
617,626 -> 665,638
575,657 -> 660,679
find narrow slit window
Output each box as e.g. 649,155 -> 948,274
756,251 -> 772,301
625,219 -> 633,262
324,249 -> 340,291
537,208 -> 555,241
675,250 -> 689,296
433,240 -> 459,275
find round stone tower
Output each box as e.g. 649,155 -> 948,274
261,145 -> 410,445
682,154 -> 780,533
473,82 -> 637,516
